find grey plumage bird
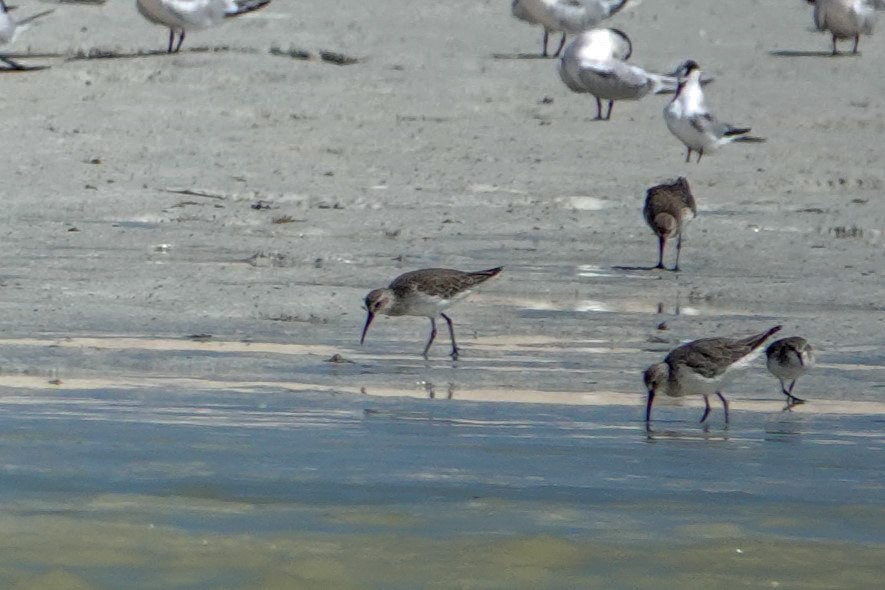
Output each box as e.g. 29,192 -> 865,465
643,177 -> 697,271
644,326 -> 782,427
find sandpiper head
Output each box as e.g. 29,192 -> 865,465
643,363 -> 669,423
652,213 -> 679,238
360,288 -> 395,344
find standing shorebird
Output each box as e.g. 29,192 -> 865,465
136,0 -> 271,54
664,60 -> 764,163
643,177 -> 697,272
766,337 -> 816,405
511,0 -> 567,58
558,29 -> 688,121
643,326 -> 782,428
0,1 -> 54,70
360,267 -> 503,360
807,0 -> 882,55
513,0 -> 631,57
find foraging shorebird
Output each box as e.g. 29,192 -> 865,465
643,177 -> 697,271
643,326 -> 782,427
361,267 -> 503,360
766,337 -> 816,405
0,1 -> 54,70
807,0 -> 883,55
664,60 -> 764,163
136,0 -> 271,54
514,0 -> 631,57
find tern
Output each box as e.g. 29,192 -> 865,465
514,0 -> 631,57
136,0 -> 271,54
664,60 -> 764,163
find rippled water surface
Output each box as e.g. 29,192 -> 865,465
1,386 -> 882,589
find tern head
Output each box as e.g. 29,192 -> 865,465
675,60 -> 701,80
0,1 -> 8,14
643,363 -> 670,423
360,288 -> 395,344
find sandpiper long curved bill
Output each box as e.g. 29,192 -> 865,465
136,0 -> 271,54
360,267 -> 503,360
643,326 -> 782,429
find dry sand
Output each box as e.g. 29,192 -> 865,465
0,0 -> 883,408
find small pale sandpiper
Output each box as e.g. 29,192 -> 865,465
766,336 -> 816,405
361,267 -> 503,360
644,325 -> 782,428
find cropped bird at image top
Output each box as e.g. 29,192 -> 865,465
513,0 -> 631,57
807,0 -> 884,55
0,0 -> 54,70
136,0 -> 271,54
664,60 -> 765,163
360,267 -> 503,361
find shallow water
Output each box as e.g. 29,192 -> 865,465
1,386 -> 882,589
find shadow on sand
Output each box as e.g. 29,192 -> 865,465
491,53 -> 554,60
769,49 -> 858,58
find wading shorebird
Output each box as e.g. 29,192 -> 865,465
643,326 -> 782,428
807,0 -> 883,55
0,1 -> 54,70
361,267 -> 503,360
136,0 -> 271,54
664,60 -> 765,163
643,177 -> 697,271
766,336 -> 816,405
513,0 -> 631,58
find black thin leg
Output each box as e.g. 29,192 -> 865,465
696,149 -> 703,164
422,318 -> 438,359
594,97 -> 604,120
700,395 -> 712,423
673,232 -> 683,272
441,312 -> 459,360
685,148 -> 692,163
786,380 -> 805,404
831,35 -> 838,56
655,235 -> 666,269
604,100 -> 614,120
541,31 -> 549,57
167,29 -> 175,53
552,33 -> 567,58
852,35 -> 859,54
174,31 -> 186,53
717,391 -> 729,425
